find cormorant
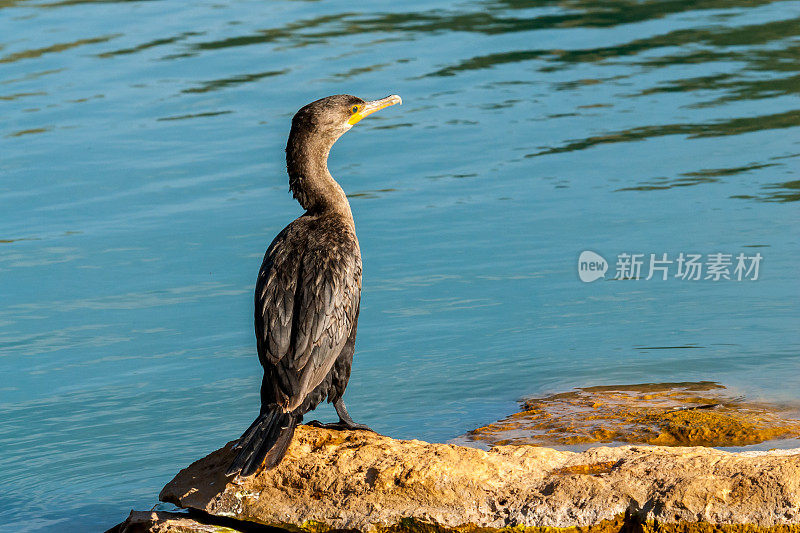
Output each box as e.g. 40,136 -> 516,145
226,94 -> 402,477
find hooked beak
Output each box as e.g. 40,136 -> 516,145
348,94 -> 402,125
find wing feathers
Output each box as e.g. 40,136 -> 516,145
254,220 -> 361,411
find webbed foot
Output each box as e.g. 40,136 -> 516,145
304,398 -> 376,432
305,419 -> 374,432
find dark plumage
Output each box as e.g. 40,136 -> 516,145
226,94 -> 402,477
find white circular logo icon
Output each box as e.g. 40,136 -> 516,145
578,251 -> 607,283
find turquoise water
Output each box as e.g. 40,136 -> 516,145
1,0 -> 799,530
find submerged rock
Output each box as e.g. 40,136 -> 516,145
463,382 -> 800,448
159,425 -> 800,532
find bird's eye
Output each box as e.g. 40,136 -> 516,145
351,105 -> 359,114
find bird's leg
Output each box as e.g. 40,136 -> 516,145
333,398 -> 373,431
305,398 -> 374,432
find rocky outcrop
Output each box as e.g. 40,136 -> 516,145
157,425 -> 800,533
110,382 -> 800,532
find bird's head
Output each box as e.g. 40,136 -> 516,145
290,94 -> 402,143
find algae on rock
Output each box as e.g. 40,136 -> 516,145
462,382 -> 800,448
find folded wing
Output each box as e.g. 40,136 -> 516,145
254,226 -> 361,412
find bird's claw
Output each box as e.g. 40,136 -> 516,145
305,420 -> 376,432
340,421 -> 375,432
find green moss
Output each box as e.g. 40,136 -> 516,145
385,517 -> 800,533
270,520 -> 336,533
260,515 -> 800,533
637,521 -> 800,533
380,516 -> 630,533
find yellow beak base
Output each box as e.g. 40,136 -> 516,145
348,94 -> 402,125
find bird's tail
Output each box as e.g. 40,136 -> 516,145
225,406 -> 297,477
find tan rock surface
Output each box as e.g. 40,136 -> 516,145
159,425 -> 800,532
108,511 -> 244,533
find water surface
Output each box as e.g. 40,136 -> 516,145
1,0 -> 799,530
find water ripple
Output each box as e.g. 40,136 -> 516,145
0,34 -> 120,64
529,109 -> 800,157
2,1 -> 799,530
181,69 -> 288,94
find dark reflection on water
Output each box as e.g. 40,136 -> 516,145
182,69 -> 289,94
0,35 -> 121,64
157,110 -> 234,122
532,109 -> 800,157
6,126 -> 52,137
617,162 -> 781,192
0,90 -> 47,101
97,32 -> 203,58
638,72 -> 800,107
347,188 -> 399,200
763,180 -> 800,202
685,163 -> 778,178
734,180 -> 800,202
1,0 -> 799,530
181,13 -> 355,55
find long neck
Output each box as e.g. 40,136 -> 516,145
286,128 -> 353,221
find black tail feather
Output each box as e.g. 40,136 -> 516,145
261,419 -> 296,470
226,406 -> 296,477
232,413 -> 267,450
228,414 -> 273,473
